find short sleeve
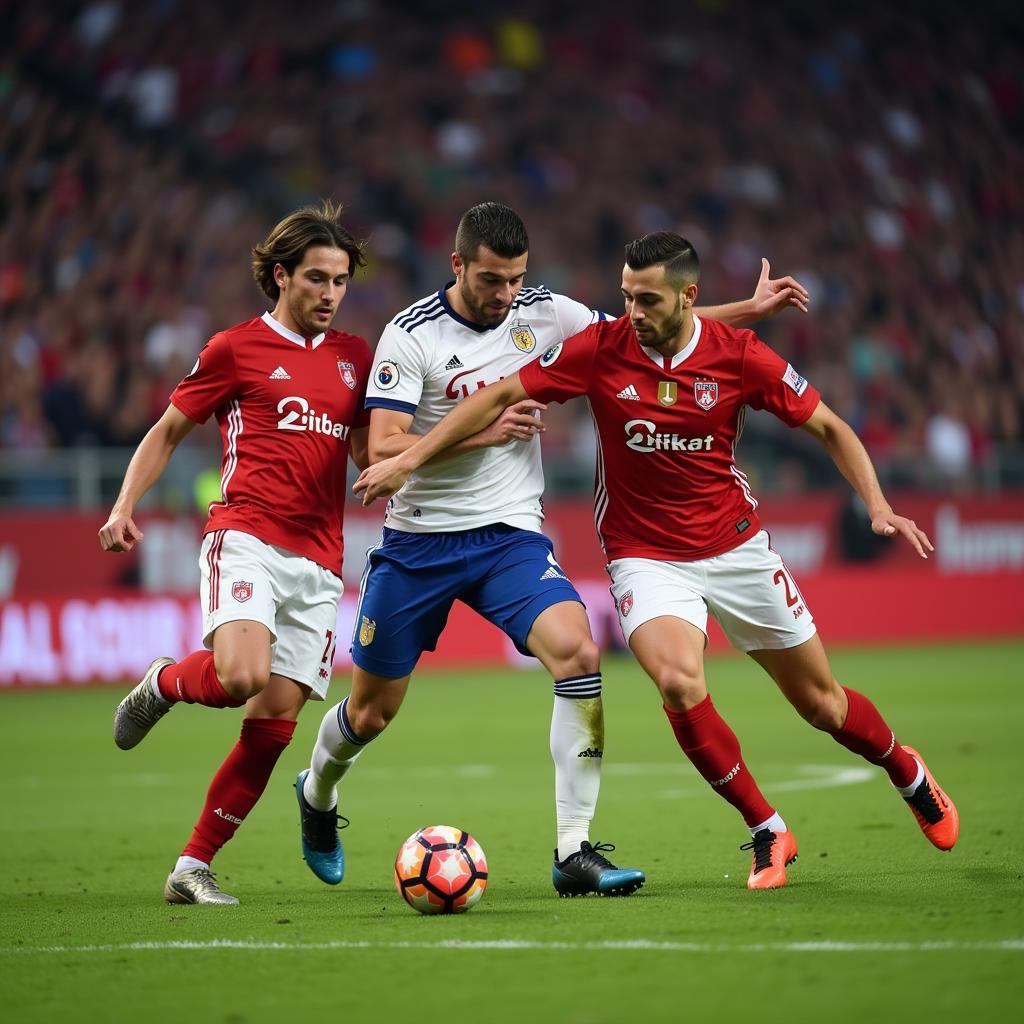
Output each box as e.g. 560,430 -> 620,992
741,335 -> 821,427
170,332 -> 238,423
551,292 -> 605,339
520,323 -> 600,404
365,323 -> 429,414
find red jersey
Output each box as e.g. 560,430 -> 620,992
170,312 -> 372,576
520,316 -> 821,562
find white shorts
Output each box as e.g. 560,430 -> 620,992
199,529 -> 343,699
607,530 -> 817,653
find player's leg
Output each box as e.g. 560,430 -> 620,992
166,548 -> 343,905
750,636 -> 959,850
611,555 -> 794,889
165,673 -> 307,906
298,666 -> 410,883
470,527 -> 643,896
298,527 -> 457,883
113,531 -> 278,749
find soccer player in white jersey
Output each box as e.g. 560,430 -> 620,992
98,202 -> 377,905
297,203 -> 810,897
354,230 -> 959,891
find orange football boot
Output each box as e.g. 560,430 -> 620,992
901,746 -> 959,851
741,829 -> 799,890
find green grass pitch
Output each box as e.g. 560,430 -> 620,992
1,640 -> 1022,1023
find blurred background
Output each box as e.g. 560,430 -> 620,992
1,0 -> 1022,685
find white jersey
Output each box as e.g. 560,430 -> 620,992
366,284 -> 604,533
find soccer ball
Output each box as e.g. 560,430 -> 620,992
394,825 -> 488,915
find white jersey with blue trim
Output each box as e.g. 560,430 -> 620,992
366,283 -> 604,533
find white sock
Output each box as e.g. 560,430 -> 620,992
896,759 -> 925,797
304,698 -> 370,812
551,675 -> 603,863
173,855 -> 208,875
750,812 -> 787,838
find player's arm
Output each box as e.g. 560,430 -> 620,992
356,375 -> 532,503
367,400 -> 545,464
800,400 -> 933,558
349,425 -> 370,471
98,403 -> 198,552
696,258 -> 809,327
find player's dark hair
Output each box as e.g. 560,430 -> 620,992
624,232 -> 701,289
252,199 -> 367,301
455,202 -> 529,263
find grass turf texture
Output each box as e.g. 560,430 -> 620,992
1,640 -> 1021,1024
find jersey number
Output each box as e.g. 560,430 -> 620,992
772,569 -> 800,608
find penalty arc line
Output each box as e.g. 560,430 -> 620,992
4,938 -> 1023,956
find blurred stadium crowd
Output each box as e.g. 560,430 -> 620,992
1,0 -> 1022,494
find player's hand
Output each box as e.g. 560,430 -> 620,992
353,456 -> 412,506
473,400 -> 547,447
871,511 -> 934,559
750,258 -> 809,318
98,512 -> 144,552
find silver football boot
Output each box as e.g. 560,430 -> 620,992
113,656 -> 175,750
164,867 -> 240,906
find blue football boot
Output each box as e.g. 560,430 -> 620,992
552,841 -> 645,897
295,768 -> 348,885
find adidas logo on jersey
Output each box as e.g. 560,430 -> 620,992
540,567 -> 565,581
616,385 -> 640,401
269,366 -> 291,380
445,354 -> 464,370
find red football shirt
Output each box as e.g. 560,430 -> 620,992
520,316 -> 821,561
170,312 -> 372,575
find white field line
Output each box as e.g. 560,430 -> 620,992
4,938 -> 1022,956
7,762 -> 873,791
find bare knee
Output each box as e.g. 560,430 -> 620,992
557,637 -> 601,680
797,684 -> 847,732
214,659 -> 270,702
346,698 -> 397,739
653,662 -> 706,711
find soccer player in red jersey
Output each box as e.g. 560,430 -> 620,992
98,201 -> 376,905
354,231 -> 960,890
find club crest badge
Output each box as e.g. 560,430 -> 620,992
619,590 -> 633,617
374,360 -> 399,391
231,580 -> 253,603
694,380 -> 718,411
658,381 -> 678,407
337,359 -> 357,390
510,322 -> 537,353
358,615 -> 376,646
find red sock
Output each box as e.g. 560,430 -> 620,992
831,686 -> 918,788
156,651 -> 245,708
181,717 -> 297,864
663,696 -> 775,828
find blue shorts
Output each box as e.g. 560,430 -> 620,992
351,524 -> 582,678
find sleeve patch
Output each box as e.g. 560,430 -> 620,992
782,363 -> 808,397
374,360 -> 400,391
539,342 -> 563,367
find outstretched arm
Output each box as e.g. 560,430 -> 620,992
801,401 -> 933,558
98,403 -> 198,552
354,374 -> 532,504
697,258 -> 809,327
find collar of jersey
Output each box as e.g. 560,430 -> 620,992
638,314 -> 703,371
261,311 -> 326,349
437,282 -> 505,334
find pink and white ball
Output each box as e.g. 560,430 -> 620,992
394,825 -> 488,915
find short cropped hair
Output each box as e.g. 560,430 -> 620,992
455,202 -> 530,263
252,199 -> 367,301
624,231 -> 700,289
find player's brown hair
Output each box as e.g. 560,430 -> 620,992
252,199 -> 367,301
455,202 -> 530,263
624,232 -> 701,290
